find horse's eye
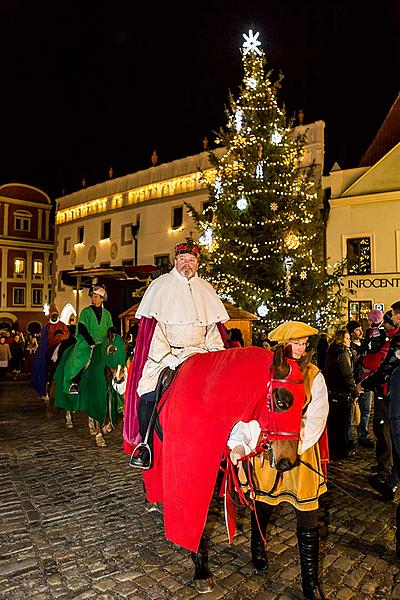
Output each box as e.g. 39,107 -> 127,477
272,388 -> 294,412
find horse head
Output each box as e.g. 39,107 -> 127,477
264,347 -> 304,473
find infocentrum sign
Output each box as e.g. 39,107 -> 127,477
347,275 -> 400,289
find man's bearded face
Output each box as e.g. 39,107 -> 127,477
175,253 -> 199,280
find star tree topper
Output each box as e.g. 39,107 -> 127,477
242,30 -> 262,55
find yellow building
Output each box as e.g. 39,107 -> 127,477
324,92 -> 400,324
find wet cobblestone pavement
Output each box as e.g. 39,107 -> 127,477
1,378 -> 399,599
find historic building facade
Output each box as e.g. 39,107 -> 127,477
0,183 -> 54,333
54,121 -> 325,316
324,93 -> 400,324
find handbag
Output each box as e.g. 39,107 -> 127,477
351,400 -> 361,426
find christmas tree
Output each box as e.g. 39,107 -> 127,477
187,30 -> 345,335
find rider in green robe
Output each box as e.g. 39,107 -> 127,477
63,285 -> 113,395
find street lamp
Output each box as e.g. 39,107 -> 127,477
131,215 -> 141,266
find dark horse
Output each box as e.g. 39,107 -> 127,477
129,345 -> 304,593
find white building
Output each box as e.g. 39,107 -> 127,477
54,121 -> 325,317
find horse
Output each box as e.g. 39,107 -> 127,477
125,345 -> 305,592
52,330 -> 127,446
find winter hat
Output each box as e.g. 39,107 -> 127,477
368,309 -> 384,324
346,320 -> 362,335
383,311 -> 395,327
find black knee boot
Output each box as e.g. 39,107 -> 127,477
191,536 -> 215,593
297,527 -> 325,600
251,501 -> 271,572
396,504 -> 400,559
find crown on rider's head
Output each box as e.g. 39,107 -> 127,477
174,238 -> 200,258
269,321 -> 318,345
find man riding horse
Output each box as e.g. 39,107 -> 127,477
55,284 -> 126,446
124,238 -> 229,476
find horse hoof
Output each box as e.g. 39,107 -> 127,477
101,423 -> 113,434
66,423 -> 74,429
96,433 -> 107,447
194,577 -> 215,593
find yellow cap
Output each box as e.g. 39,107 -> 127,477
268,320 -> 318,344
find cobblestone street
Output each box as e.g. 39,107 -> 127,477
1,378 -> 400,599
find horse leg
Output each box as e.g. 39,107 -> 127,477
88,417 -> 97,436
95,420 -> 107,447
251,501 -> 272,572
191,535 -> 215,593
65,411 -> 73,429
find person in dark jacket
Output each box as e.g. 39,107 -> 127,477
10,334 -> 25,379
325,328 -> 359,460
363,302 -> 400,503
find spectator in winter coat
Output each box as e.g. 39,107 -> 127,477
10,334 -> 25,379
0,337 -> 11,379
325,329 -> 360,460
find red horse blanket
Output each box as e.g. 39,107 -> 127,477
142,346 -> 303,552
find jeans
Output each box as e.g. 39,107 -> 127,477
357,390 -> 372,440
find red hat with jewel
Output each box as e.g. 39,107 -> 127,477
174,238 -> 200,258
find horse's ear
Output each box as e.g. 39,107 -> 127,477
272,345 -> 290,379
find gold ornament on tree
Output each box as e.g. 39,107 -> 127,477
285,231 -> 300,250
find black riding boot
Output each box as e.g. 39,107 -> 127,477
396,504 -> 400,559
251,501 -> 271,572
191,536 -> 215,593
297,527 -> 325,600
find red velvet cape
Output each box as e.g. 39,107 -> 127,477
143,346 -> 296,552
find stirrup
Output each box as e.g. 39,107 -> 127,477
129,443 -> 152,470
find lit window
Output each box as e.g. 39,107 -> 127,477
33,260 -> 43,275
13,288 -> 25,305
347,237 -> 371,275
32,289 -> 43,305
14,258 -> 25,275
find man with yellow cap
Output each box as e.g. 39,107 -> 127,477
228,321 -> 329,600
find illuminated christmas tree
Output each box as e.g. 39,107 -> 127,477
188,30 -> 344,334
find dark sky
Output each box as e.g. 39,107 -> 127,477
1,0 -> 399,199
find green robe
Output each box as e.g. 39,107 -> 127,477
54,333 -> 126,424
63,305 -> 113,393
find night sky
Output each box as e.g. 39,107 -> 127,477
1,1 -> 399,200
